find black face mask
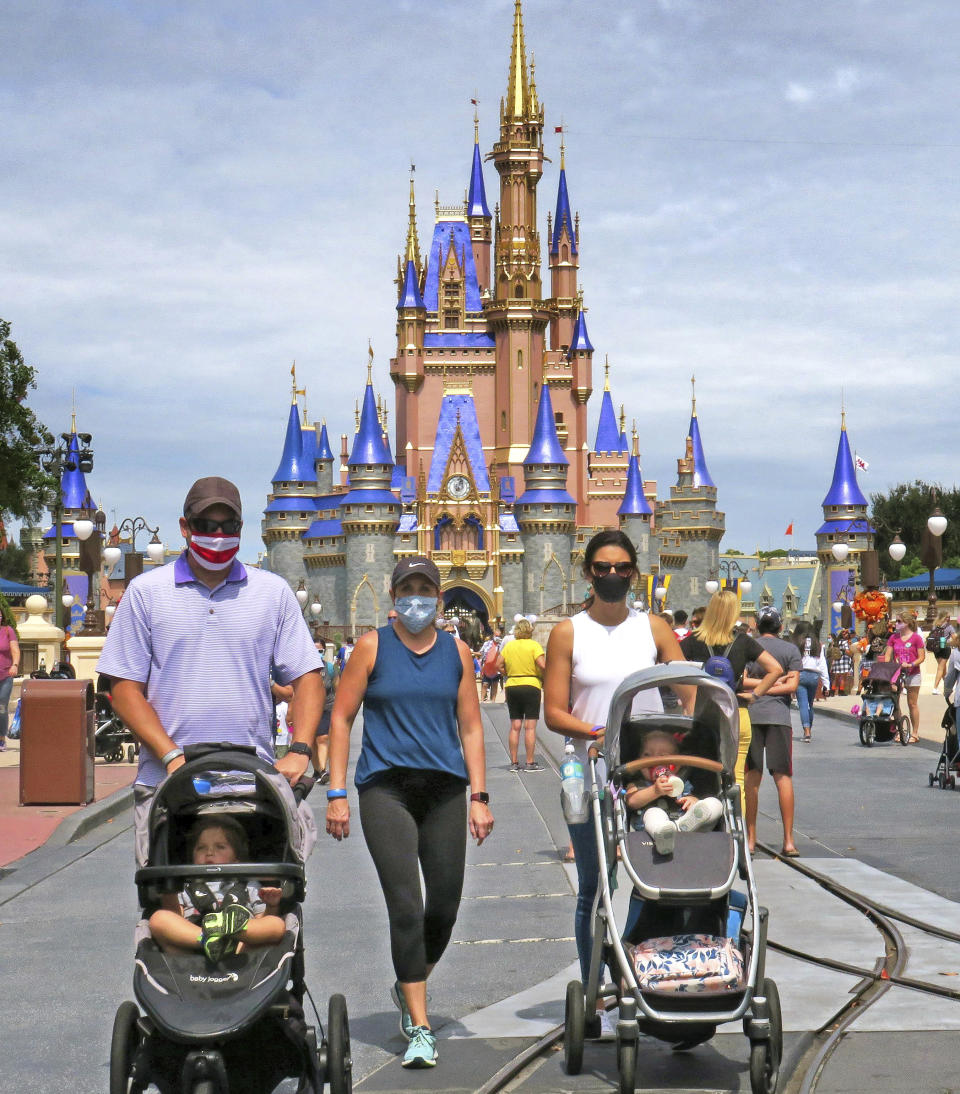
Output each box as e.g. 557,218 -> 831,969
592,573 -> 633,603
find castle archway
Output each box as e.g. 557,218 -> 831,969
442,582 -> 492,643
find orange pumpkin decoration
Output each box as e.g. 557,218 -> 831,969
853,590 -> 887,623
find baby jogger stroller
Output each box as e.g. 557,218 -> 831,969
110,744 -> 352,1094
563,664 -> 782,1094
929,702 -> 959,790
858,661 -> 910,747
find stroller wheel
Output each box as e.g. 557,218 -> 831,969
563,979 -> 585,1075
616,1028 -> 637,1094
929,772 -> 936,787
898,717 -> 911,746
326,993 -> 352,1094
109,1001 -> 140,1094
127,745 -> 136,764
950,776 -> 957,790
749,978 -> 782,1094
938,771 -> 947,790
860,720 -> 874,747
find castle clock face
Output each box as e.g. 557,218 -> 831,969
447,475 -> 470,499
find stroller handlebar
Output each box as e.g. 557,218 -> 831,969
611,753 -> 724,787
292,775 -> 315,804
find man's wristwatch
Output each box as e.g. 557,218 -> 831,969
470,791 -> 490,805
288,742 -> 312,758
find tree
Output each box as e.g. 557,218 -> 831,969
0,318 -> 54,522
0,543 -> 31,583
870,481 -> 960,579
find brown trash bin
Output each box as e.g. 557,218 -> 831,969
19,679 -> 96,805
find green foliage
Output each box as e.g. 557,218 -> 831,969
0,591 -> 17,628
0,319 -> 55,522
870,481 -> 960,579
759,549 -> 788,560
0,543 -> 31,583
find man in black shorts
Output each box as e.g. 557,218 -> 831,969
743,608 -> 801,856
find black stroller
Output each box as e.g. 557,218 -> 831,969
563,664 -> 782,1094
928,702 -> 959,790
95,674 -> 139,764
858,661 -> 910,747
110,744 -> 351,1094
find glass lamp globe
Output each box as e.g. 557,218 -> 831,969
105,604 -> 116,618
146,538 -> 165,564
61,592 -> 75,608
310,602 -> 322,617
103,546 -> 122,568
928,512 -> 948,537
705,579 -> 719,595
831,542 -> 850,562
514,613 -> 523,623
888,538 -> 906,562
73,519 -> 94,541
832,600 -> 843,612
740,580 -> 752,594
654,585 -> 667,601
295,587 -> 309,607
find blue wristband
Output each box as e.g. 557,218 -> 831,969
326,788 -> 347,800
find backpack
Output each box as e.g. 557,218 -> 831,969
926,626 -> 945,653
702,639 -> 739,691
481,640 -> 501,679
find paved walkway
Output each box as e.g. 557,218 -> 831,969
0,736 -> 137,867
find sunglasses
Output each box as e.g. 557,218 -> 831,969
591,561 -> 635,577
190,518 -> 242,535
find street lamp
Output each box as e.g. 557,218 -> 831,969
920,489 -> 949,626
76,505 -> 107,634
38,430 -> 94,630
146,533 -> 165,565
707,560 -> 752,596
116,516 -> 162,581
295,580 -> 309,609
310,601 -> 322,617
831,541 -> 850,562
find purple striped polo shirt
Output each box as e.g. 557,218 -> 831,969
97,552 -> 323,787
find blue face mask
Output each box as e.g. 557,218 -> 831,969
393,595 -> 438,634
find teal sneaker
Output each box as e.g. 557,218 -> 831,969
401,1026 -> 438,1069
390,980 -> 415,1040
200,904 -> 252,963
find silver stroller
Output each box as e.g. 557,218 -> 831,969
563,663 -> 783,1094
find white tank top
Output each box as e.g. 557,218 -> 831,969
569,608 -> 663,762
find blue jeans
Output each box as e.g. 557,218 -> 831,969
0,675 -> 13,738
796,670 -> 819,730
567,817 -> 600,981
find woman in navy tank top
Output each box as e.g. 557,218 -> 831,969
324,557 -> 493,1070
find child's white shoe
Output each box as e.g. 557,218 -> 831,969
651,819 -> 678,856
677,800 -> 720,833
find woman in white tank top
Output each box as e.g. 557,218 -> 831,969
543,531 -> 693,1024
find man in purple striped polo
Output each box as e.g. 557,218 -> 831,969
98,476 -> 324,862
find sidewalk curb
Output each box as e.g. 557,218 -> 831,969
45,784 -> 135,850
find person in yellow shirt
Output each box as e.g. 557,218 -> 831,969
498,619 -> 546,771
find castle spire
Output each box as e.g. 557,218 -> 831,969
467,121 -> 490,218
550,145 -> 578,257
317,420 -> 334,462
618,449 -> 653,517
271,402 -> 307,483
568,307 -> 593,354
61,428 -> 91,511
349,371 -> 391,466
687,412 -> 715,489
821,413 -> 867,507
405,174 -> 420,269
505,0 -> 531,120
524,381 -> 568,466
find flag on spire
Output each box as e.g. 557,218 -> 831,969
855,453 -> 869,472
785,523 -> 794,536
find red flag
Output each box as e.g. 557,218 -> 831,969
555,126 -> 563,133
470,98 -> 477,105
785,523 -> 794,535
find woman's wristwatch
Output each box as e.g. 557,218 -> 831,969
470,791 -> 490,804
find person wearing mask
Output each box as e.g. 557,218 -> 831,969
324,556 -> 493,1070
680,590 -> 782,792
884,609 -> 926,743
543,530 -> 694,1038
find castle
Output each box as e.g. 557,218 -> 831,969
260,0 -> 727,632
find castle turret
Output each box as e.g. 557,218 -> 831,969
263,386 -> 318,586
655,381 -> 724,609
466,114 -> 492,292
315,420 -> 335,496
342,372 -> 400,631
548,141 -> 579,352
584,356 -> 630,527
815,412 -> 874,629
516,380 -> 575,613
618,427 -> 656,578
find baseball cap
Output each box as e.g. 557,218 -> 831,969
391,556 -> 441,590
183,477 -> 242,519
757,606 -> 782,633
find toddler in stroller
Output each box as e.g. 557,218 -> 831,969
858,660 -> 910,747
110,744 -> 352,1094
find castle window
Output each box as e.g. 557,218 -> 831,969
501,411 -> 507,431
555,411 -> 564,425
296,482 -> 303,488
278,514 -> 286,520
515,283 -> 523,298
365,506 -> 374,513
562,244 -> 569,261
543,505 -> 552,512
444,313 -> 459,329
517,350 -> 523,370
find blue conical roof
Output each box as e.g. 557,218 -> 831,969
593,390 -> 620,453
689,414 -> 715,488
317,422 -> 334,461
618,454 -> 653,516
467,139 -> 490,218
271,404 -> 308,483
61,432 -> 90,510
822,422 -> 867,507
619,430 -> 628,453
398,258 -> 424,309
524,382 -> 568,466
301,422 -> 317,471
569,309 -> 594,353
349,382 -> 391,466
550,166 -> 577,256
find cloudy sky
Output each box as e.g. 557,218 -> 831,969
2,0 -> 956,561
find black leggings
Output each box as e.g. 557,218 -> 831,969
358,769 -> 467,982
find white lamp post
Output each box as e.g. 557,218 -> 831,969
146,534 -> 165,565
888,535 -> 906,562
740,579 -> 752,595
705,578 -> 719,595
295,580 -> 309,608
831,542 -> 850,562
73,519 -> 94,541
310,601 -> 322,617
103,545 -> 122,568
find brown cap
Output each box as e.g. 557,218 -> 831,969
390,555 -> 441,591
183,476 -> 242,520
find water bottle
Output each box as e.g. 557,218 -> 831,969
560,743 -> 588,824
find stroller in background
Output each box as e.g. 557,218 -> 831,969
95,673 -> 139,764
563,664 -> 781,1094
858,661 -> 910,747
928,702 -> 959,790
110,744 -> 351,1094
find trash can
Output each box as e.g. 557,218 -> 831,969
19,678 -> 95,805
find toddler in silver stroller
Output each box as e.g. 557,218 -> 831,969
110,743 -> 352,1094
563,664 -> 782,1094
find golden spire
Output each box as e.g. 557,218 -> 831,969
841,388 -> 846,430
619,403 -> 626,435
632,420 -> 640,457
604,355 -> 610,392
405,172 -> 420,270
290,361 -> 305,406
354,400 -> 360,431
560,129 -> 565,170
367,340 -> 374,385
506,0 -> 530,119
473,95 -> 480,143
690,373 -> 697,417
301,389 -> 309,425
71,388 -> 77,433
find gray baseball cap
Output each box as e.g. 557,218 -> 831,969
183,476 -> 242,519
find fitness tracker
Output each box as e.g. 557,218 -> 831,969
470,792 -> 490,805
161,747 -> 184,767
288,742 -> 312,757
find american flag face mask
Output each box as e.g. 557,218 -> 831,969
188,534 -> 240,571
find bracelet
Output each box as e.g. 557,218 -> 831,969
161,747 -> 184,767
326,788 -> 347,800
590,725 -> 605,737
